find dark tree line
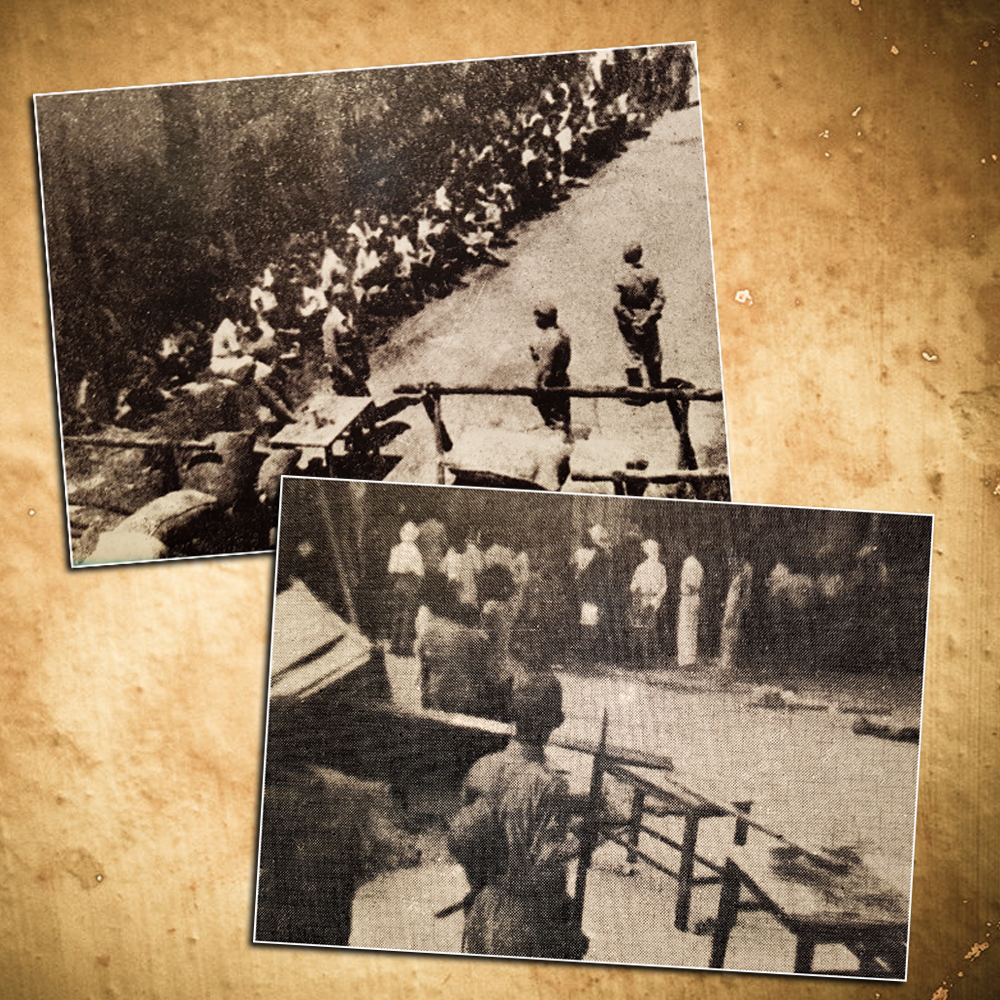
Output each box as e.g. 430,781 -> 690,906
36,47 -> 692,402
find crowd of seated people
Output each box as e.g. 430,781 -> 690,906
72,46 -> 693,438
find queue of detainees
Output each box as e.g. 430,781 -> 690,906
381,512 -> 707,693
70,46 -> 693,448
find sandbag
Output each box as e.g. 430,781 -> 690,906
78,489 -> 220,564
256,448 -> 300,505
447,428 -> 571,492
86,530 -> 168,564
179,431 -> 256,509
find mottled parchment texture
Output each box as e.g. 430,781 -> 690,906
2,1 -> 997,998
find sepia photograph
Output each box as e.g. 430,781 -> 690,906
255,478 -> 931,979
35,44 -> 729,568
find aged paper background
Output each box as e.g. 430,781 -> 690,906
2,1 -> 997,998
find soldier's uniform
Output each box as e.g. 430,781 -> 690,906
447,674 -> 588,961
528,302 -> 571,433
614,242 -> 664,388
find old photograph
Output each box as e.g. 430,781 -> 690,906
255,478 -> 931,979
35,44 -> 729,568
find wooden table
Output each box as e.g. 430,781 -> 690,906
709,842 -> 909,978
269,396 -> 375,473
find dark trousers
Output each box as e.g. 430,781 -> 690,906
618,319 -> 662,387
532,378 -> 570,431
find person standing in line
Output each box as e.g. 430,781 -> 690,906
610,526 -> 644,664
629,539 -> 668,668
447,673 -> 588,960
718,560 -> 754,674
386,522 -> 425,655
442,529 -> 485,624
613,241 -> 665,389
677,551 -> 704,668
576,524 -> 614,665
528,302 -> 571,435
571,530 -> 598,665
482,531 -> 518,576
416,516 -> 449,584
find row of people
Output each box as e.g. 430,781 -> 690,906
384,513 -> 708,672
573,524 -> 705,669
386,518 -> 532,656
179,48 -> 688,417
81,47 -> 691,446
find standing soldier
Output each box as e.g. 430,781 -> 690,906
614,241 -> 665,389
446,673 -> 588,960
528,302 -> 571,435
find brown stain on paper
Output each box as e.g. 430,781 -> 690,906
950,386 -> 1000,465
975,283 -> 1000,363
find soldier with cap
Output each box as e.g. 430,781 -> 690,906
528,302 -> 571,434
614,241 -> 665,388
446,672 -> 588,960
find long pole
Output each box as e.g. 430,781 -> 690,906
571,470 -> 729,485
606,762 -> 845,867
430,390 -> 446,485
64,434 -> 216,451
318,498 -> 357,627
570,708 -> 608,929
394,383 -> 723,403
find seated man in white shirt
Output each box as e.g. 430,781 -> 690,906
210,314 -> 295,424
321,299 -> 370,397
210,317 -> 262,384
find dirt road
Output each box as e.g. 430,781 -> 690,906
367,105 -> 729,487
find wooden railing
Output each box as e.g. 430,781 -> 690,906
393,381 -> 727,494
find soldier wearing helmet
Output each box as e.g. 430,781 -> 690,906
614,241 -> 665,389
446,673 -> 588,960
528,301 -> 572,435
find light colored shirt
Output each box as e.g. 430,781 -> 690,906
680,555 -> 704,596
346,220 -> 368,249
573,546 -> 596,576
210,319 -> 256,380
319,247 -> 348,289
387,541 -> 424,577
321,304 -> 351,363
444,544 -> 484,605
434,185 -> 452,213
630,559 -> 667,608
249,285 -> 278,315
299,285 -> 328,317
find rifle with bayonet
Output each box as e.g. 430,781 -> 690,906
569,708 -> 609,929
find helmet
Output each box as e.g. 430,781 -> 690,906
511,672 -> 564,739
623,241 -> 643,263
533,301 -> 558,326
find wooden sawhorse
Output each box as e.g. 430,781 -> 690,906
601,762 -> 753,932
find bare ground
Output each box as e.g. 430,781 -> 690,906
350,653 -> 921,974
365,105 -> 729,489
